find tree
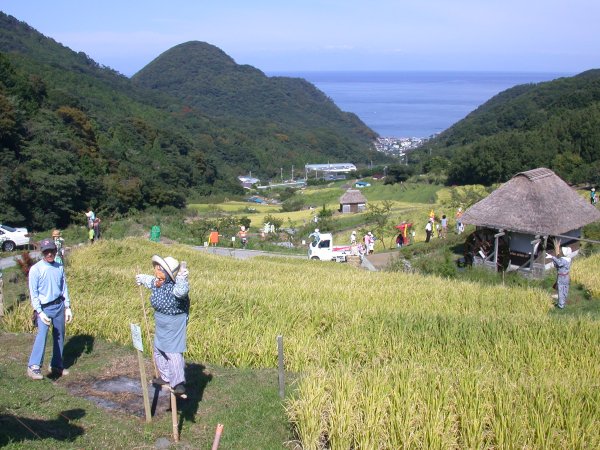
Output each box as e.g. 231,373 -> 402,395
364,201 -> 393,249
384,164 -> 414,184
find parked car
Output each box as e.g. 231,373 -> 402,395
308,232 -> 351,262
0,224 -> 31,252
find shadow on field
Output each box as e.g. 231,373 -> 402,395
177,363 -> 213,431
0,408 -> 85,445
63,334 -> 95,368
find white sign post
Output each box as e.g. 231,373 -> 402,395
131,323 -> 151,422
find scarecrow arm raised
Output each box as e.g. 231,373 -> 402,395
135,274 -> 154,289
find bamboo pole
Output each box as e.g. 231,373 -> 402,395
211,424 -> 224,450
277,335 -> 285,399
137,348 -> 152,423
137,267 -> 159,378
171,392 -> 179,442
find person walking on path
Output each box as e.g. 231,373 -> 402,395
591,187 -> 597,205
136,255 -> 190,395
546,246 -> 572,309
88,227 -> 95,244
395,233 -> 403,248
52,230 -> 66,265
350,230 -> 357,245
455,207 -> 464,234
84,208 -> 95,229
27,238 -> 73,380
441,215 -> 448,239
366,232 -> 375,254
425,218 -> 433,243
93,217 -> 101,241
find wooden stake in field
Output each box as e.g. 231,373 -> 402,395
211,423 -> 224,450
170,391 -> 179,442
131,323 -> 152,423
277,335 -> 285,399
137,267 -> 159,378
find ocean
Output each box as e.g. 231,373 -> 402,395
269,71 -> 570,138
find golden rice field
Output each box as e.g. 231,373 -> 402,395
572,252 -> 600,298
6,238 -> 600,448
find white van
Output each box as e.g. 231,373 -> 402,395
308,233 -> 351,262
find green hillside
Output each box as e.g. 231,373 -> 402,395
0,12 -> 386,230
133,41 -> 381,170
422,70 -> 600,185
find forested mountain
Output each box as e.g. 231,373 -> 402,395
424,70 -> 600,185
132,41 -> 380,174
0,12 -> 383,229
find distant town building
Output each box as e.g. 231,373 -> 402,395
238,175 -> 261,189
373,137 -> 427,158
305,163 -> 356,179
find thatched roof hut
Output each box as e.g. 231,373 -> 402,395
462,168 -> 600,236
339,189 -> 367,213
461,168 -> 600,277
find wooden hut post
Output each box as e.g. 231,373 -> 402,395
493,231 -> 505,272
529,237 -> 541,275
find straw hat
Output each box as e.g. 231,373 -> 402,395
151,255 -> 180,281
52,229 -> 61,238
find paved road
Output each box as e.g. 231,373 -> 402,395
191,245 -> 306,260
0,251 -> 40,270
1,246 -> 378,271
192,246 -> 377,270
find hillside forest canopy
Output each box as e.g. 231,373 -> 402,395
0,12 -> 385,229
418,69 -> 600,186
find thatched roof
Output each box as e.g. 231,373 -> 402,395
340,189 -> 367,204
461,168 -> 600,236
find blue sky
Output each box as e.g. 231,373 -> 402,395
1,0 -> 598,76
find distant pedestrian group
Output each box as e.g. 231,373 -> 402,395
84,209 -> 101,244
364,232 -> 375,254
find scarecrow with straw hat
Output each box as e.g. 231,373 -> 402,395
237,225 -> 248,248
136,255 -> 190,395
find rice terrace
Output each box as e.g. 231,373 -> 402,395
2,236 -> 600,448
